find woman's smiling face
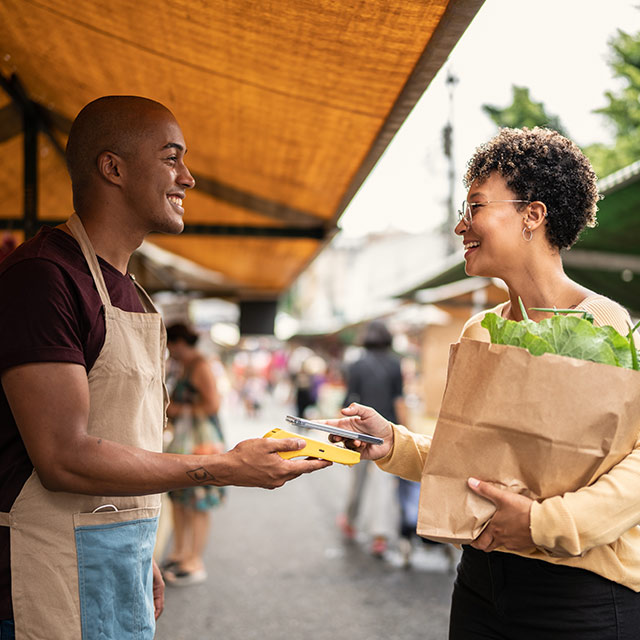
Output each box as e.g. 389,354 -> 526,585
455,172 -> 529,279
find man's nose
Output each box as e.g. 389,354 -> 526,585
179,163 -> 196,190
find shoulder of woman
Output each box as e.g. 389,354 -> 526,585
186,356 -> 211,379
576,294 -> 633,334
460,302 -> 509,342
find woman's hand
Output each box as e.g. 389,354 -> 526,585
467,478 -> 534,552
326,403 -> 394,460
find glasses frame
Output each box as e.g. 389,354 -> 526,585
457,199 -> 530,226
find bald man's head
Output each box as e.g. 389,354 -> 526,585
65,96 -> 176,208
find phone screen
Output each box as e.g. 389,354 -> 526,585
285,415 -> 383,445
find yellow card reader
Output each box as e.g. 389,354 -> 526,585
263,428 -> 360,466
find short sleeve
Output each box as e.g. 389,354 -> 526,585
0,259 -> 86,372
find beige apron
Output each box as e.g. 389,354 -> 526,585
0,213 -> 168,639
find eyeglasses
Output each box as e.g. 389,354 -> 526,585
457,200 -> 530,226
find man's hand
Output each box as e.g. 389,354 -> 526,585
467,477 -> 534,553
217,437 -> 332,488
152,559 -> 164,619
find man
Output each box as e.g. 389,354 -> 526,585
0,96 -> 330,640
338,321 -> 407,556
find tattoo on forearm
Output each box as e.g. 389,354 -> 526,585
187,467 -> 215,484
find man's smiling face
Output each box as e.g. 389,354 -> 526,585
120,112 -> 195,235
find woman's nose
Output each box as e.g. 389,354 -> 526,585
454,219 -> 468,236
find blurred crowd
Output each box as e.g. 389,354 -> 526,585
162,320 -> 454,579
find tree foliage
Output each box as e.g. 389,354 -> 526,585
583,28 -> 640,178
480,24 -> 640,179
482,86 -> 568,136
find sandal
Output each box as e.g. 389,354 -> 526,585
160,559 -> 181,573
337,514 -> 356,541
164,567 -> 208,587
371,537 -> 388,557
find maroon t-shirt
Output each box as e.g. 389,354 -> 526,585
0,225 -> 145,619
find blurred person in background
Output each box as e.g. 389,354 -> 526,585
290,354 -> 327,420
163,323 -> 226,586
337,321 -> 406,557
240,366 -> 267,418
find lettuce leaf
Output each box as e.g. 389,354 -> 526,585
481,309 -> 638,369
481,313 -> 554,356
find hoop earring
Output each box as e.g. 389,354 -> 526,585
522,226 -> 533,242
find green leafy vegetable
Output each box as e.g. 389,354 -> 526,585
480,301 -> 640,370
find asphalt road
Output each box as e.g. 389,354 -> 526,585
155,398 -> 457,640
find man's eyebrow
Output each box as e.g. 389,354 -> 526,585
162,142 -> 185,153
468,191 -> 486,199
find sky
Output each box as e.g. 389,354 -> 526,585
338,0 -> 640,238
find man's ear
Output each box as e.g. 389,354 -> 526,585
524,201 -> 547,231
96,151 -> 124,185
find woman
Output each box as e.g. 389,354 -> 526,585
330,128 -> 640,638
163,323 -> 226,586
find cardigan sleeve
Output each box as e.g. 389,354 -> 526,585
531,437 -> 640,556
375,424 -> 432,482
531,294 -> 640,556
375,302 -> 506,481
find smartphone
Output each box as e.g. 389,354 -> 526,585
285,415 -> 383,445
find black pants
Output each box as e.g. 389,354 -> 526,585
449,546 -> 640,639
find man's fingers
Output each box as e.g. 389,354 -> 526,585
288,458 -> 333,473
268,437 -> 307,452
152,560 -> 165,619
266,459 -> 332,487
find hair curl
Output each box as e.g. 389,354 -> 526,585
463,127 -> 598,249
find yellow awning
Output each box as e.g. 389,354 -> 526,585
0,0 -> 483,299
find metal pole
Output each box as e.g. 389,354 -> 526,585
0,74 -> 43,238
443,70 -> 458,254
23,107 -> 38,239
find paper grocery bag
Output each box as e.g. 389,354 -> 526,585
418,338 -> 640,544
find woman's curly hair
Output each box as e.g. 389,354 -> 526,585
463,127 -> 598,249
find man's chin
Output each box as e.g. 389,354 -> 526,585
155,216 -> 185,235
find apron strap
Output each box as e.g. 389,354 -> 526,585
0,512 -> 11,527
66,213 -> 112,308
132,279 -> 160,314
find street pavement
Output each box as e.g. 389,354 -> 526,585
155,396 -> 457,640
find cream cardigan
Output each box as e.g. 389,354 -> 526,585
378,294 -> 640,590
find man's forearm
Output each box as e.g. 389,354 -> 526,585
39,433 -> 330,495
41,434 -> 227,495
3,362 -> 331,496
